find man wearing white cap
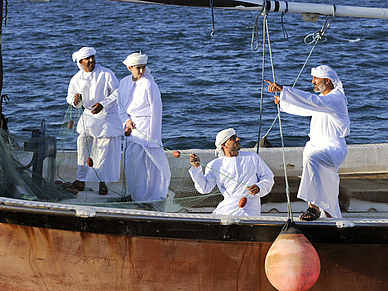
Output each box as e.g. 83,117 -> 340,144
189,128 -> 274,216
118,52 -> 171,202
67,47 -> 122,195
265,65 -> 350,220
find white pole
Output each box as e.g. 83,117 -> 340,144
242,0 -> 388,19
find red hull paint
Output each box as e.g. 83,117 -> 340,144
0,223 -> 387,290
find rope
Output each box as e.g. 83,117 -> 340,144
263,13 -> 294,221
131,128 -> 256,215
133,128 -> 251,187
255,6 -> 337,220
261,7 -> 336,140
296,8 -> 336,85
210,0 -> 215,37
256,13 -> 268,154
280,1 -> 289,40
251,13 -> 261,51
60,99 -> 124,197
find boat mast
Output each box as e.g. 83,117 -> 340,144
244,0 -> 388,19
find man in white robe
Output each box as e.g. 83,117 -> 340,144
189,128 -> 274,216
67,47 -> 122,195
265,65 -> 350,220
118,52 -> 171,202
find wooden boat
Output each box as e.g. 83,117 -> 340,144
1,1 -> 388,290
1,140 -> 388,290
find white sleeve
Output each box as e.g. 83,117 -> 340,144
99,72 -> 119,110
147,82 -> 163,146
66,78 -> 82,109
189,166 -> 217,194
117,82 -> 131,129
255,156 -> 275,198
281,86 -> 342,115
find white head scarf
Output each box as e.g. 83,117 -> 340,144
311,65 -> 345,96
72,47 -> 96,70
123,52 -> 154,80
215,128 -> 236,157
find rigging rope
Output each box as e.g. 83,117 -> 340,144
257,13 -> 268,154
260,6 -> 337,139
280,1 -> 289,40
252,6 -> 337,220
210,0 -> 215,37
265,13 -> 294,221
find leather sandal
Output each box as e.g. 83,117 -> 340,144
300,207 -> 321,221
99,182 -> 108,195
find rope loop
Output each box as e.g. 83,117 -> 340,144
304,31 -> 327,45
251,2 -> 268,52
251,13 -> 262,51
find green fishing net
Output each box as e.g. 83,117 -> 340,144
0,106 -> 222,213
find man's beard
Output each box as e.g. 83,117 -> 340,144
313,83 -> 325,93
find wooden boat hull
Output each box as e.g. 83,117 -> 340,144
0,201 -> 387,290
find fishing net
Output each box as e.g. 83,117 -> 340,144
0,125 -> 74,201
0,105 -> 223,213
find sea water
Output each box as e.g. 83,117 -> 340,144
1,0 -> 387,150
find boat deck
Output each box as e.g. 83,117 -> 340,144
55,173 -> 388,216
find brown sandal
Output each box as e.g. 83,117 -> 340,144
99,182 -> 108,195
300,207 -> 320,221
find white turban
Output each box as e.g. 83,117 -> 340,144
215,128 -> 236,157
123,52 -> 148,67
311,65 -> 345,97
122,52 -> 154,80
72,47 -> 96,70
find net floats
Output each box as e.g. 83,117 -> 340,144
265,219 -> 321,291
238,197 -> 247,208
67,120 -> 74,129
87,157 -> 94,167
173,150 -> 181,158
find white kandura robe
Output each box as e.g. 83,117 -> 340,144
118,75 -> 171,202
189,151 -> 274,216
67,64 -> 122,183
280,86 -> 350,218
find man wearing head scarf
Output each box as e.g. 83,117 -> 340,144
265,65 -> 350,220
67,47 -> 122,195
189,128 -> 274,216
117,52 -> 171,202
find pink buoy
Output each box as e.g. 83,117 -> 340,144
265,220 -> 321,291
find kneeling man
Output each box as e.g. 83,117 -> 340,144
189,128 -> 274,216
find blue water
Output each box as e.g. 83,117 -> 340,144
2,0 -> 388,150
